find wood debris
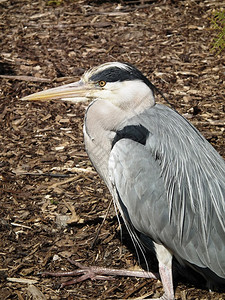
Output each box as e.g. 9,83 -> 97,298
0,0 -> 224,299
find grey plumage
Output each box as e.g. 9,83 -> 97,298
22,62 -> 225,299
109,104 -> 225,282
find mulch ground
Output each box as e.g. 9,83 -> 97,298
0,0 -> 224,299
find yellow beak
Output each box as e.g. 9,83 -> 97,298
21,80 -> 94,103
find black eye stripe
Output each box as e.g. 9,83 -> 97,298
89,64 -> 155,92
91,67 -> 129,82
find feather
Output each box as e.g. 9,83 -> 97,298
108,103 -> 225,283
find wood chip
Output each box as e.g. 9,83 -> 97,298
7,277 -> 38,284
27,284 -> 47,300
63,199 -> 84,224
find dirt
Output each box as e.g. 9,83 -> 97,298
0,0 -> 224,299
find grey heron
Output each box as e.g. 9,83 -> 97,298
22,62 -> 225,299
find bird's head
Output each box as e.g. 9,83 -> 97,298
22,62 -> 155,110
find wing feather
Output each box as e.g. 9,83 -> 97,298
108,104 -> 225,280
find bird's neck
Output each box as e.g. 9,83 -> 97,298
85,100 -> 127,134
85,95 -> 154,138
83,96 -> 154,188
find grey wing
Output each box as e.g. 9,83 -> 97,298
109,139 -> 169,241
108,104 -> 225,280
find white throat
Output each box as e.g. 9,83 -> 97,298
85,80 -> 155,137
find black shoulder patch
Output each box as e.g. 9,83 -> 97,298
112,125 -> 149,149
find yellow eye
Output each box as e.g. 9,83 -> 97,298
98,80 -> 106,87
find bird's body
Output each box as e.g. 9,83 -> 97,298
23,62 -> 225,299
85,99 -> 225,285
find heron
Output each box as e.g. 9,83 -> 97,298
22,62 -> 225,299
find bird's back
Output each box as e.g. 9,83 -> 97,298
109,103 -> 225,284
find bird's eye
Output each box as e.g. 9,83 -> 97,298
98,80 -> 106,87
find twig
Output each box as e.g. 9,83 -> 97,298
11,222 -> 32,229
15,171 -> 70,178
90,198 -> 114,249
0,75 -> 51,82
